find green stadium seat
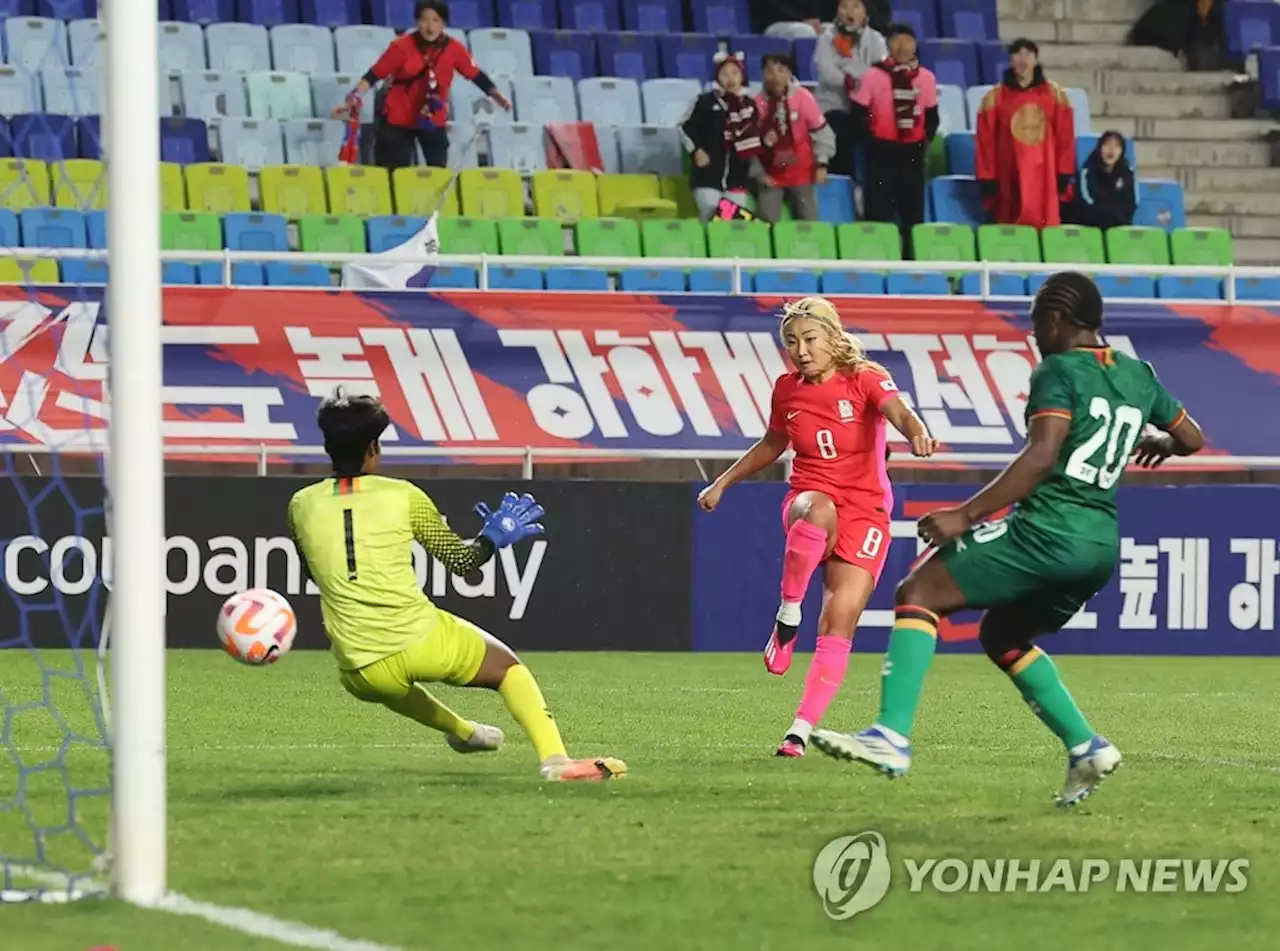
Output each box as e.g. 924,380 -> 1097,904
0,159 -> 52,211
977,224 -> 1041,263
161,210 -> 222,250
597,173 -> 662,217
458,169 -> 525,218
836,222 -> 901,261
773,221 -> 837,261
0,257 -> 58,283
298,214 -> 366,253
393,167 -> 458,217
259,164 -> 327,217
327,165 -> 393,217
641,218 -> 706,258
438,217 -> 499,255
160,162 -> 187,211
707,219 -> 771,259
1041,225 -> 1105,265
531,170 -> 598,223
497,217 -> 563,256
185,163 -> 252,214
52,160 -> 106,210
1106,226 -> 1170,266
913,223 -> 977,262
1170,227 -> 1233,267
576,217 -> 642,258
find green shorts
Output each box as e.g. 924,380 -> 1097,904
938,515 -> 1117,633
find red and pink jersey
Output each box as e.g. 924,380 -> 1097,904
768,366 -> 900,514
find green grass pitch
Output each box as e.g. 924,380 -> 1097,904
3,650 -> 1279,951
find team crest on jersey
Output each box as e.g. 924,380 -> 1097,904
837,399 -> 854,420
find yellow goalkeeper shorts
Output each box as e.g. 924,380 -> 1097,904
338,612 -> 489,702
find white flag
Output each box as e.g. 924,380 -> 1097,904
340,214 -> 441,289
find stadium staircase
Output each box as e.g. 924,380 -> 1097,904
999,0 -> 1280,264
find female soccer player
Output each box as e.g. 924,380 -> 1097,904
288,389 -> 625,782
698,296 -> 936,757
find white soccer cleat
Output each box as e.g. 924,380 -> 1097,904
446,722 -> 504,754
1056,735 -> 1121,807
812,726 -> 912,778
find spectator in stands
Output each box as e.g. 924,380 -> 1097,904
850,24 -> 938,258
752,0 -> 890,36
332,0 -> 510,172
975,39 -> 1076,229
1130,0 -> 1224,72
754,53 -> 836,222
1065,131 -> 1137,230
678,52 -> 764,221
815,0 -> 887,180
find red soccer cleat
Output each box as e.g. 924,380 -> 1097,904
775,737 -> 805,757
763,623 -> 798,675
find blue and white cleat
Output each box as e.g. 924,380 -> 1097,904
811,726 -> 912,778
1056,735 -> 1122,807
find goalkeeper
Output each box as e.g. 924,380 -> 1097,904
288,390 -> 626,782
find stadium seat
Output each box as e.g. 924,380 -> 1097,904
793,35 -> 818,83
530,31 -> 595,82
821,271 -> 884,295
75,116 -> 100,159
247,71 -> 313,119
754,269 -> 820,295
964,84 -> 992,128
578,77 -> 643,127
977,39 -> 1004,84
623,0 -> 682,32
691,0 -> 747,35
159,21 -> 207,75
0,67 -> 37,116
890,0 -> 938,39
1040,225 -> 1105,264
773,221 -> 836,260
913,222 -> 977,263
326,164 -> 392,216
10,114 -> 74,161
51,159 -> 106,209
707,218 -> 770,259
814,175 -> 854,224
240,0 -> 301,24
283,117 -> 344,166
1225,2 -> 1279,60
959,272 -> 1027,296
364,214 -> 426,252
944,132 -> 976,176
60,259 -> 108,284
497,0 -> 554,29
597,173 -> 661,216
1133,179 -> 1186,231
1094,274 -> 1156,298
161,210 -> 222,250
641,217 -> 704,258
225,262 -> 265,285
619,267 -> 684,291
640,78 -> 700,127
468,28 -> 534,78
728,35 -> 791,70
160,261 -> 199,285
179,70 -> 250,120
300,1 -> 363,27
489,123 -> 546,173
266,261 -> 332,286
224,211 -> 289,251
311,72 -> 376,124
1235,276 -> 1280,301
977,224 -> 1040,263
393,166 -> 459,216
489,264 -> 543,289
207,23 -> 272,73
1158,275 -> 1221,300
160,117 -> 212,164
1075,132 -> 1136,173
688,268 -> 750,293
438,216 -> 499,254
545,265 -> 609,290
597,31 -> 658,82
560,0 -> 621,30
497,216 -> 562,256
68,18 -> 106,69
512,75 -> 579,125
1261,46 -> 1280,112
270,24 -> 336,74
159,162 -> 187,210
0,158 -> 51,211
458,168 -> 524,217
0,256 -> 58,284
919,39 -> 978,89
185,162 -> 252,212
333,25 -> 396,73
298,212 -> 364,252
4,17 -> 68,73
426,265 -> 481,289
20,208 -> 86,248
658,33 -> 718,81
451,76 -> 515,125
942,0 -> 998,41
36,1 -> 94,18
1106,226 -> 1169,266
936,84 -> 967,135
218,117 -> 285,167
576,217 -> 640,258
85,209 -> 105,247
887,271 -> 950,295
616,126 -> 682,176
1065,87 -> 1092,134
658,173 -> 697,217
531,169 -> 598,222
928,175 -> 984,228
1171,227 -> 1232,267
41,68 -> 101,118
836,221 -> 900,261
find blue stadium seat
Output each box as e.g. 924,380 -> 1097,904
964,84 -> 992,127
42,67 -> 102,118
622,0 -> 681,32
489,265 -> 544,289
1094,274 -> 1156,298
11,114 -> 75,161
889,0 -> 937,39
37,1 -> 94,16
619,267 -> 684,291
0,117 -> 9,159
545,266 -> 610,290
173,0 -> 235,23
4,17 -> 69,73
161,261 -> 199,284
1260,46 -> 1280,111
919,39 -> 977,89
793,35 -> 817,83
941,0 -> 998,41
560,0 -> 620,31
311,73 -> 376,124
0,1 -> 34,15
496,0 -> 554,30
959,272 -> 1027,296
0,209 -> 19,248
160,117 -> 212,164
936,83 -> 966,134
578,77 -> 643,126
691,0 -> 747,35
427,265 -> 481,289
688,269 -> 751,292
1026,273 -> 1048,295
814,174 -> 854,223
446,26 -> 470,48
21,208 -> 87,248
224,211 -> 289,251
488,123 -> 546,172
887,272 -> 950,295
68,18 -> 106,69
300,0 -> 362,27
366,214 -> 427,252
207,23 -> 273,73
978,39 -> 1004,84
658,33 -> 718,80
238,0 -> 300,25
945,132 -> 975,175
86,208 -> 105,248
1225,2 -> 1279,60
928,175 -> 984,227
1133,179 -> 1186,231
158,21 -> 208,75
821,271 -> 884,295
451,75 -> 515,125
754,269 -> 820,294
1065,87 -> 1092,134
179,70 -> 251,120
616,125 -> 682,175
445,0 -> 496,29
1158,276 -> 1221,300
368,0 -> 417,27
265,261 -> 330,286
468,28 -> 535,79
192,261 -> 226,284
513,74 -> 580,123
230,262 -> 266,285
597,31 -> 659,82
333,25 -> 396,73
218,117 -> 285,167
270,24 -> 336,74
76,116 -> 100,158
728,35 -> 791,70
1236,276 -> 1280,301
61,259 -> 108,284
640,77 -> 700,125
0,67 -> 37,117
531,31 -> 596,82
1075,132 -> 1135,173
283,117 -> 344,165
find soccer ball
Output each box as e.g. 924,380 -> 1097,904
216,588 -> 297,666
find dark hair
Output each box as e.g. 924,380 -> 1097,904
317,388 -> 390,476
1007,37 -> 1038,56
1032,272 -> 1103,330
762,51 -> 796,73
884,22 -> 916,42
415,0 -> 448,22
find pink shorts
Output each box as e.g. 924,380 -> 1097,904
782,489 -> 892,583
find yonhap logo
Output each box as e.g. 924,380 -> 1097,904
812,831 -> 892,920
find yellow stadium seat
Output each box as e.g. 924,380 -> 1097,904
458,168 -> 524,218
52,160 -> 107,209
184,163 -> 252,214
392,167 -> 459,216
531,170 -> 598,223
0,159 -> 51,211
0,257 -> 59,283
659,175 -> 698,219
597,173 -> 662,216
326,165 -> 393,217
160,162 -> 187,211
259,164 -> 328,218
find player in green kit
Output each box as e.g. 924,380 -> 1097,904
288,389 -> 626,782
812,272 -> 1205,805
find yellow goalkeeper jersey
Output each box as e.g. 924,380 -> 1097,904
287,474 -> 492,670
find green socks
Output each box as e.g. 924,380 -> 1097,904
1007,649 -> 1095,749
875,605 -> 940,739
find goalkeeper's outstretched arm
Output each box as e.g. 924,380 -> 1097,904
409,492 -> 495,576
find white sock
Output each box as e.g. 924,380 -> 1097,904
872,723 -> 909,747
1069,739 -> 1093,756
786,718 -> 812,744
776,600 -> 802,626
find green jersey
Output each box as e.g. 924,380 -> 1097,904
287,474 -> 491,670
1016,346 -> 1185,541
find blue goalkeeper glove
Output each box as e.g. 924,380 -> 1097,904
474,491 -> 545,548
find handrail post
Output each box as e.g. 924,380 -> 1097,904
521,446 -> 533,480
257,443 -> 267,477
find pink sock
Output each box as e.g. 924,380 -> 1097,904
796,635 -> 852,728
781,519 -> 828,604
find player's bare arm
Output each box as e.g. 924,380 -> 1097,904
697,427 -> 789,512
880,397 -> 938,458
1132,411 -> 1206,469
918,414 -> 1071,546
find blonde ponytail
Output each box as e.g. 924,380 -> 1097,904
778,296 -> 888,375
